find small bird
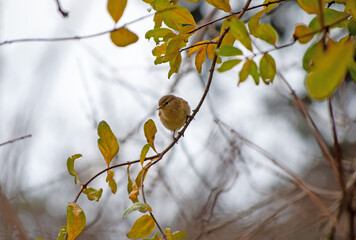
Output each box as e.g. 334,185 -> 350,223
157,95 -> 191,137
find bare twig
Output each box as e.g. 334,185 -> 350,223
0,134 -> 32,147
54,0 -> 69,17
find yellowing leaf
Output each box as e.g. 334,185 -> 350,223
67,154 -> 82,185
205,0 -> 231,12
349,60 -> 356,83
217,59 -> 242,72
248,10 -> 264,35
107,0 -> 127,23
127,165 -> 139,203
207,39 -> 218,60
83,187 -> 103,201
165,229 -> 187,240
145,28 -> 173,44
297,0 -> 319,14
260,53 -> 276,84
126,215 -> 156,239
168,52 -> 182,79
293,24 -> 314,44
123,202 -> 152,219
302,40 -> 324,72
144,119 -> 157,153
230,18 -> 252,51
264,0 -> 278,13
188,41 -> 210,57
66,202 -> 86,240
346,0 -> 356,19
143,232 -> 160,240
140,144 -> 150,167
97,121 -> 119,167
56,226 -> 66,240
110,27 -> 139,47
238,60 -> 260,85
308,9 -> 349,31
220,19 -> 236,47
195,46 -> 207,73
106,170 -> 117,194
216,45 -> 242,56
248,9 -> 277,45
306,40 -> 355,100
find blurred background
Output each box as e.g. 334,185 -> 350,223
1,0 -> 355,239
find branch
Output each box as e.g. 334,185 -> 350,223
0,134 -> 32,147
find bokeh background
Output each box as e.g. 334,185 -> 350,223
1,0 -> 355,239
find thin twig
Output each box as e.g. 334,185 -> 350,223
0,134 -> 32,147
54,0 -> 69,17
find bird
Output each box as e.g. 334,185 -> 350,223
157,95 -> 191,137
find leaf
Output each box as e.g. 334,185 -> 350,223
188,41 -> 210,57
67,154 -> 82,185
97,121 -> 119,167
123,202 -> 152,219
207,39 -> 218,60
107,0 -> 127,23
308,9 -> 349,31
230,18 -> 252,51
306,40 -> 355,100
248,10 -> 264,35
140,144 -> 151,167
293,24 -> 314,44
127,165 -> 139,203
238,60 -> 260,85
195,46 -> 207,73
144,232 -> 160,240
216,45 -> 242,56
349,60 -> 356,83
205,0 -> 231,12
255,23 -> 278,45
110,27 -> 139,47
259,53 -> 276,84
145,28 -> 173,44
346,0 -> 356,19
168,52 -> 182,79
83,187 -> 103,201
66,202 -> 86,240
264,0 -> 278,13
126,215 -> 156,239
153,3 -> 196,31
56,226 -> 66,240
348,18 -> 356,36
165,229 -> 187,240
144,119 -> 157,153
297,0 -> 319,14
302,40 -> 324,72
106,170 -> 117,194
217,59 -> 242,72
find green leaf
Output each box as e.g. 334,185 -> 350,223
140,144 -> 151,167
217,59 -> 242,72
107,0 -> 127,23
126,215 -> 156,239
106,170 -> 117,194
67,154 -> 82,185
302,40 -> 324,72
297,0 -> 319,14
238,60 -> 260,85
248,9 -> 278,45
308,9 -> 349,31
110,27 -> 139,47
145,28 -> 173,44
123,202 -> 152,219
230,18 -> 252,51
56,226 -> 66,240
83,187 -> 103,201
348,18 -> 356,36
259,53 -> 276,84
205,0 -> 231,12
97,121 -> 119,167
66,202 -> 86,240
168,52 -> 182,79
143,119 -> 157,153
306,40 -> 355,100
165,229 -> 187,240
293,24 -> 314,44
216,45 -> 242,56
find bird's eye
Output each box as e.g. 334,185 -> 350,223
165,101 -> 169,105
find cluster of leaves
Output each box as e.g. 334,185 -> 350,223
46,120 -> 186,240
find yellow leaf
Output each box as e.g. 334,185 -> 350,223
205,0 -> 231,12
66,154 -> 82,185
238,60 -> 260,85
97,121 -> 119,167
165,229 -> 187,240
168,52 -> 182,78
126,215 -> 156,239
107,0 -> 127,23
248,10 -> 277,45
293,24 -> 314,44
259,53 -> 276,84
346,0 -> 356,19
106,170 -> 117,194
230,18 -> 252,51
140,144 -> 150,167
66,202 -> 86,240
83,187 -> 103,201
195,46 -> 207,73
207,38 -> 218,60
188,41 -> 210,57
297,0 -> 320,14
110,27 -> 139,47
306,40 -> 355,100
143,119 -> 157,153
